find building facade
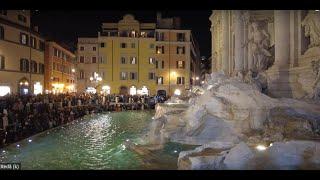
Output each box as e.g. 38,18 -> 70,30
44,41 -> 76,94
0,10 -> 45,96
77,13 -> 200,96
210,10 -> 320,99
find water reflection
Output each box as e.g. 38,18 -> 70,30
0,111 -> 193,170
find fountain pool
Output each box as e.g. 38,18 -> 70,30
0,111 -> 195,170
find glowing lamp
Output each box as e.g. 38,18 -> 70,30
256,145 -> 267,151
174,89 -> 181,96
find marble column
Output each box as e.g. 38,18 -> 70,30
233,10 -> 245,74
209,11 -> 216,72
274,10 -> 290,69
221,10 -> 229,75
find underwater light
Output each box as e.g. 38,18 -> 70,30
2,150 -> 5,153
269,143 -> 273,147
126,139 -> 130,142
16,144 -> 20,148
152,117 -> 155,120
28,139 -> 32,143
256,145 -> 267,151
174,150 -> 178,153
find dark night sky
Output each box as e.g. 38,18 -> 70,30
31,10 -> 212,58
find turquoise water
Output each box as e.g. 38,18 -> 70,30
0,111 -> 194,170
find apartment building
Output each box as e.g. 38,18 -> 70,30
77,13 -> 200,96
0,10 -> 45,95
44,41 -> 76,94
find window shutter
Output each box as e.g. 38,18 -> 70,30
176,61 -> 178,68
182,61 -> 185,68
182,77 -> 185,84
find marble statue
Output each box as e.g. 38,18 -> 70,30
245,21 -> 272,72
302,11 -> 320,48
311,60 -> 320,100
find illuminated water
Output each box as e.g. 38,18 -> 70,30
0,111 -> 195,170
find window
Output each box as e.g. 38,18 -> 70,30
39,40 -> 45,51
92,56 -> 97,63
80,46 -> 84,51
39,64 -> 45,74
0,55 -> 5,70
177,33 -> 185,42
0,10 -> 7,16
120,43 -> 127,48
30,36 -> 36,48
63,53 -> 67,60
130,72 -> 137,80
121,57 -> 126,64
20,59 -> 29,72
177,46 -> 185,54
120,72 -> 127,80
149,44 -> 154,49
93,47 -> 96,51
18,14 -> 27,23
176,60 -> 185,69
156,61 -> 158,69
0,26 -> 4,40
161,61 -> 164,69
149,72 -> 155,80
99,56 -> 105,64
53,48 -> 58,57
100,43 -> 105,47
79,71 -> 85,79
130,57 -> 137,64
100,72 -> 105,78
157,77 -> 163,84
131,43 -> 135,48
156,46 -> 164,54
58,50 -> 62,58
156,32 -> 165,41
20,33 -> 28,45
149,57 -> 155,64
30,60 -> 37,73
79,56 -> 84,63
177,77 -> 185,85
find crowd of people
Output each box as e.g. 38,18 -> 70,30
0,93 -> 167,148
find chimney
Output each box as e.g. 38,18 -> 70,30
173,17 -> 181,29
156,12 -> 162,23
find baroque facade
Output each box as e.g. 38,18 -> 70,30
210,10 -> 320,99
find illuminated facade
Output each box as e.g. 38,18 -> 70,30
44,41 -> 76,94
77,13 -> 200,96
0,10 -> 45,95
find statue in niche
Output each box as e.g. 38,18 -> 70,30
311,60 -> 320,100
245,21 -> 273,73
302,11 -> 320,48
